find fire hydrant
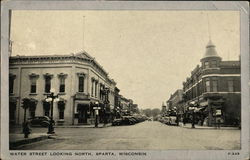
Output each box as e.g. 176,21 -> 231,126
22,121 -> 31,138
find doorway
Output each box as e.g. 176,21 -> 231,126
77,104 -> 88,124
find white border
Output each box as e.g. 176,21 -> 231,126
1,1 -> 249,160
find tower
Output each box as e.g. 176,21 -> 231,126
200,40 -> 222,69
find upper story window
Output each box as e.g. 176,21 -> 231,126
228,80 -> 234,92
58,73 -> 67,93
91,78 -> 95,96
29,73 -> 39,93
211,60 -> 217,68
95,81 -> 98,97
212,80 -> 218,92
204,61 -> 209,69
77,73 -> 85,93
44,73 -> 53,93
205,78 -> 210,92
9,74 -> 16,94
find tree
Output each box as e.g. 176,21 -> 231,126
151,108 -> 161,117
21,98 -> 31,123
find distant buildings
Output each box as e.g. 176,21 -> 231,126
9,51 -> 139,125
166,40 -> 241,126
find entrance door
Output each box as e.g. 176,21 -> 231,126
77,104 -> 88,124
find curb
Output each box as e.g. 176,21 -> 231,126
10,135 -> 50,149
180,126 -> 240,130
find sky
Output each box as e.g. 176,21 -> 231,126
10,10 -> 240,109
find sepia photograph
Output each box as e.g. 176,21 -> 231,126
1,1 -> 249,160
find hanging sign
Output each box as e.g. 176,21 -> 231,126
93,107 -> 101,110
216,110 -> 222,116
95,109 -> 99,115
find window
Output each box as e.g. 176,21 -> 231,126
91,79 -> 94,96
205,79 -> 210,92
58,101 -> 65,119
43,101 -> 50,116
9,74 -> 16,94
9,78 -> 14,94
29,99 -> 37,118
45,111 -> 50,117
44,73 -> 53,93
58,73 -> 67,93
77,73 -> 84,93
228,80 -> 234,92
211,60 -> 217,68
29,73 -> 39,93
95,81 -> 98,97
60,78 -> 65,92
59,111 -> 64,119
30,79 -> 36,93
45,77 -> 51,93
30,110 -> 35,118
204,61 -> 209,69
212,80 -> 218,92
78,77 -> 84,92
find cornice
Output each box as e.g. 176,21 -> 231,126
10,54 -> 109,80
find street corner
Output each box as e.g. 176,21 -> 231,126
10,133 -> 50,149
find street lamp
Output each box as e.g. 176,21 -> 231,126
103,87 -> 110,126
93,101 -> 100,128
45,88 -> 59,134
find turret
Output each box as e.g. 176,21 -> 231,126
200,40 -> 222,69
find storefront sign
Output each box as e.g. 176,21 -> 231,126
216,110 -> 222,116
93,107 -> 101,110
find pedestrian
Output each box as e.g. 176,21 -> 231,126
22,120 -> 32,138
183,117 -> 186,126
216,117 -> 221,129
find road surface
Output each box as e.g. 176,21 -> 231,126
11,121 -> 240,150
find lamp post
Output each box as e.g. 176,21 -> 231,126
93,101 -> 100,128
103,87 -> 110,126
45,88 -> 59,134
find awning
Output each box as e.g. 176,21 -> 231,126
199,101 -> 208,107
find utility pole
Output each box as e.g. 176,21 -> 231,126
82,16 -> 85,51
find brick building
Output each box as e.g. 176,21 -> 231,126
9,51 -> 117,126
182,40 -> 241,126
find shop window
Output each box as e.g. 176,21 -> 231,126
45,111 -> 50,117
228,80 -> 234,92
29,99 -> 37,118
58,101 -> 65,119
43,101 -> 50,116
59,111 -> 64,119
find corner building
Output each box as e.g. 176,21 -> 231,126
9,52 -> 116,125
182,40 -> 241,126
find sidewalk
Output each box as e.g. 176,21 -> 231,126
9,133 -> 51,149
55,123 -> 112,128
179,123 -> 240,130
